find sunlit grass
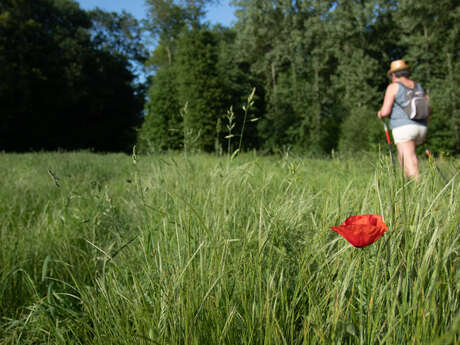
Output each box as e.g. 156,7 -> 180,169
0,151 -> 459,344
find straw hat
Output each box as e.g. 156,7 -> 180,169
387,59 -> 410,75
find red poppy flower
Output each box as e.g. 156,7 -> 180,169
330,214 -> 388,247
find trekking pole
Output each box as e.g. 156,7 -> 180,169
382,118 -> 396,168
424,148 -> 448,183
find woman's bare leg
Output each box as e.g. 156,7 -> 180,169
396,140 -> 419,178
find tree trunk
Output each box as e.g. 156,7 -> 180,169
314,64 -> 321,145
423,24 -> 431,82
166,46 -> 172,66
446,52 -> 459,142
272,61 -> 278,112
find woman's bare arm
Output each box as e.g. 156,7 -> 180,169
378,83 -> 398,118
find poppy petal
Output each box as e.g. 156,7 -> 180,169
330,214 -> 388,247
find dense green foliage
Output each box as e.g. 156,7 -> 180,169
0,152 -> 459,344
139,0 -> 258,152
139,0 -> 460,155
0,0 -> 146,152
1,0 -> 459,154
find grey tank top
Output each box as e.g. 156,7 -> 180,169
390,83 -> 428,130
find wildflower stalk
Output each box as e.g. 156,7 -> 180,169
181,102 -> 201,158
225,106 -> 235,157
238,87 -> 256,153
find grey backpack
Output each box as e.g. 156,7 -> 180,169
396,82 -> 429,121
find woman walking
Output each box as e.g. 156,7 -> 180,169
377,59 -> 429,178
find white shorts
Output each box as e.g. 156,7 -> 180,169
392,124 -> 427,145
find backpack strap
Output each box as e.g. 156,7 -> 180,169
396,81 -> 418,91
394,82 -> 409,108
396,81 -> 406,89
414,83 -> 424,94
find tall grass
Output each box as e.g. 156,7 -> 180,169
0,151 -> 459,344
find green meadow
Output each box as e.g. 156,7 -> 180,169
1,151 -> 459,345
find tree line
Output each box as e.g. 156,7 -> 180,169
0,0 -> 146,152
1,0 -> 459,155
